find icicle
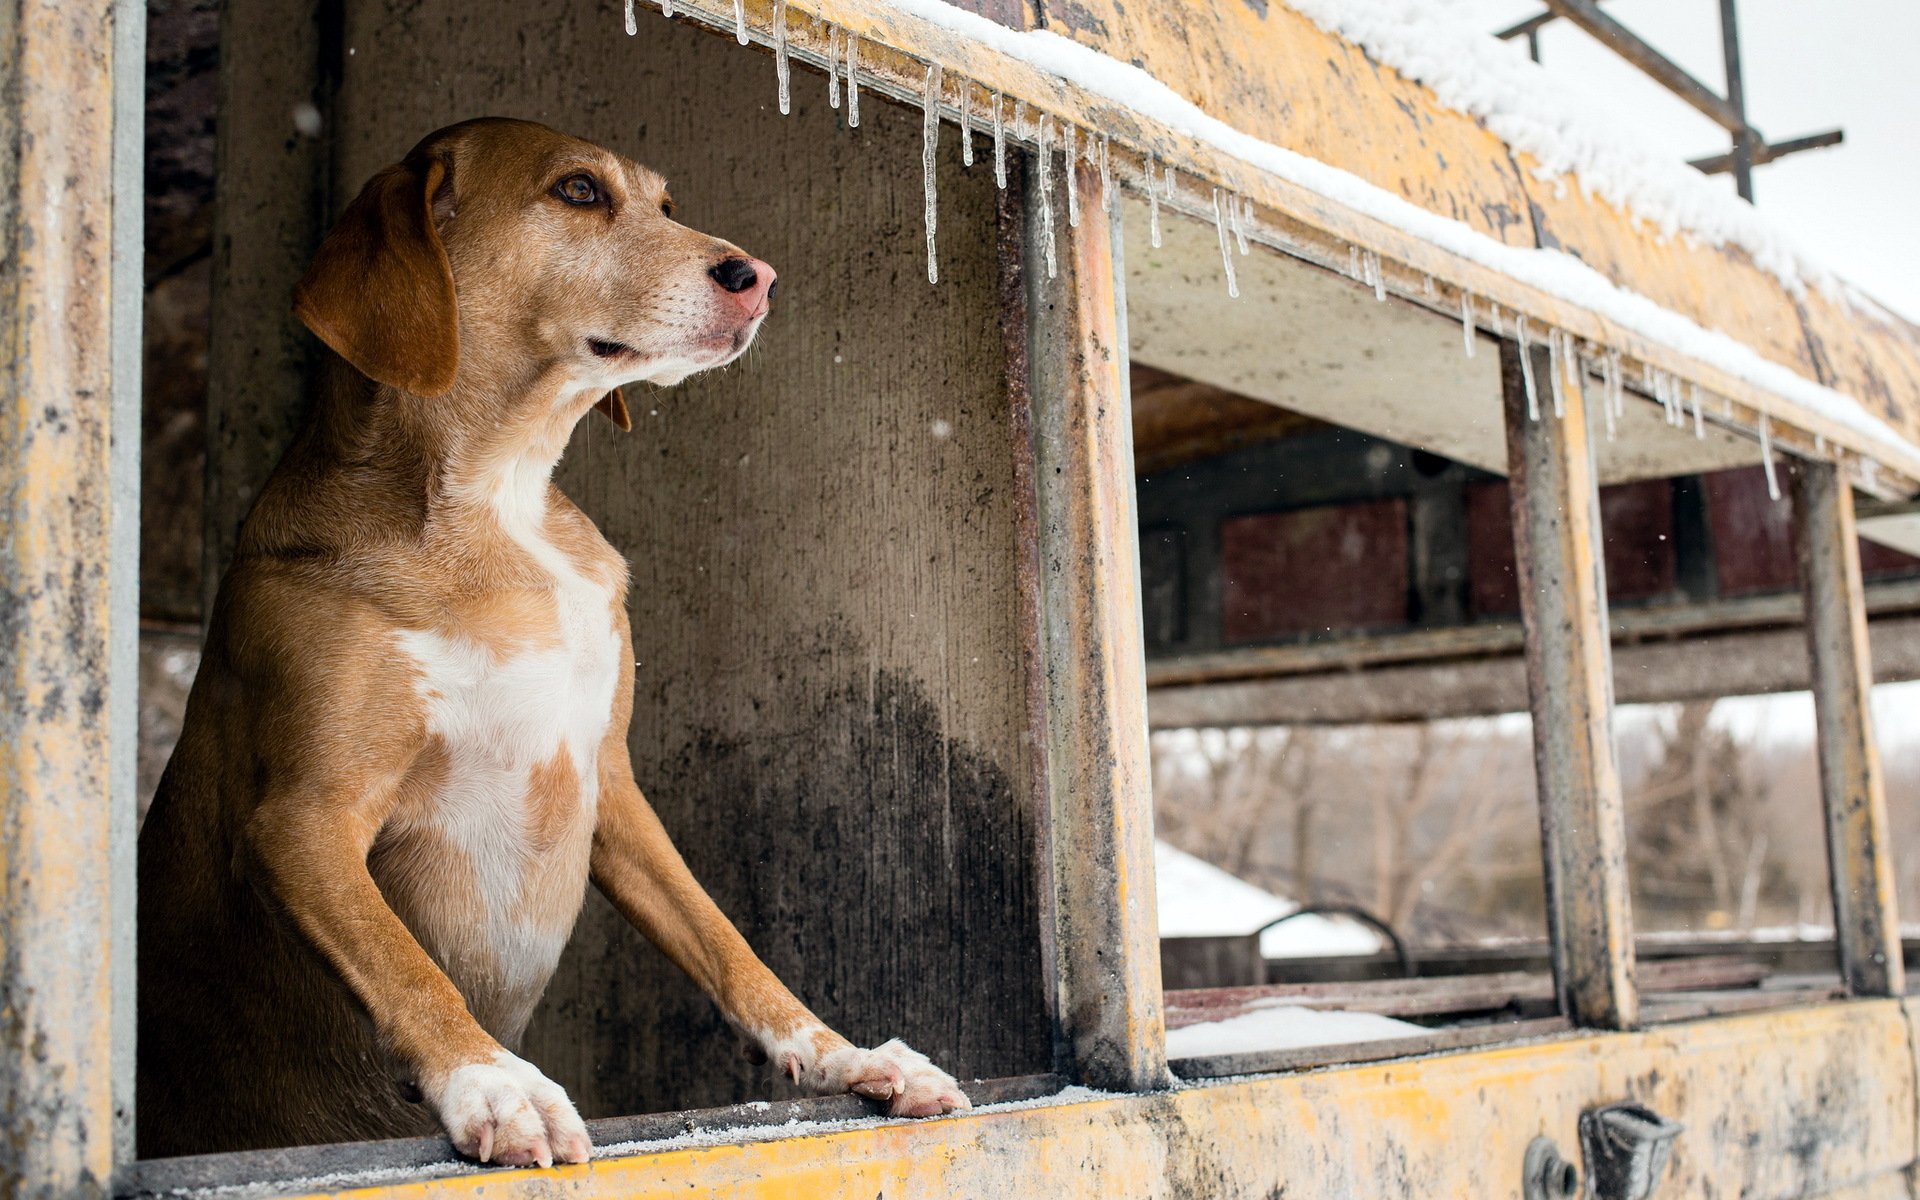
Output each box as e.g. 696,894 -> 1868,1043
624,0 -> 637,35
1459,292 -> 1476,358
846,34 -> 860,128
1517,316 -> 1539,421
1211,188 -> 1239,299
1601,349 -> 1618,442
1759,410 -> 1781,500
1147,156 -> 1162,249
1163,161 -> 1177,200
1547,330 -> 1567,419
1013,99 -> 1027,144
958,85 -> 973,168
660,0 -> 671,16
827,27 -> 840,109
773,0 -> 790,115
1239,195 -> 1257,242
1037,116 -> 1056,280
1098,136 -> 1112,213
1064,124 -> 1080,229
1229,192 -> 1249,255
921,63 -> 941,285
1689,382 -> 1704,439
991,93 -> 1006,189
1366,250 -> 1385,302
733,0 -> 747,45
1424,274 -> 1436,299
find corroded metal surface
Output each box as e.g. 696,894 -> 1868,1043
0,0 -> 125,1194
232,1001 -> 1915,1199
1026,159 -> 1167,1093
1792,460 -> 1905,997
1503,342 -> 1637,1030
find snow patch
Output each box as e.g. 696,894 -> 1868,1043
1167,1004 -> 1426,1060
1155,842 -> 1382,958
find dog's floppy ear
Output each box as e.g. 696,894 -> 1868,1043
293,154 -> 459,398
593,387 -> 633,431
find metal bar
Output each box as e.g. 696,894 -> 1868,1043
0,1 -> 128,1192
1502,341 -> 1638,1030
1026,157 -> 1169,1092
109,0 -> 147,1175
1689,129 -> 1845,176
1540,0 -> 1752,136
1719,0 -> 1756,200
1791,460 -> 1905,997
1146,577 -> 1920,689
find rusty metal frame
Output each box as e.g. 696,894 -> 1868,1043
1502,341 -> 1639,1030
1,0 -> 144,1192
1792,460 -> 1907,997
1024,156 -> 1170,1093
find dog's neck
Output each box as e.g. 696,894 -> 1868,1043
254,352 -> 609,564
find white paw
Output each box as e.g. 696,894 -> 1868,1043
815,1039 -> 972,1117
431,1051 -> 590,1167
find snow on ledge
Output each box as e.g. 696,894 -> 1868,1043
1155,842 -> 1383,959
1167,1003 -> 1427,1060
880,0 -> 1918,469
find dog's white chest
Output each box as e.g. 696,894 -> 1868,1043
388,518 -> 622,1030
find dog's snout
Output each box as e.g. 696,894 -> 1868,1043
709,257 -> 758,293
709,255 -> 777,318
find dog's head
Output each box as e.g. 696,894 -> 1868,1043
293,118 -> 775,430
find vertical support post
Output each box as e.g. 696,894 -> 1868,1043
1791,460 -> 1904,996
1027,158 -> 1168,1090
1502,342 -> 1638,1030
0,0 -> 136,1191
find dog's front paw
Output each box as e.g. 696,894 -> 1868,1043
431,1051 -> 590,1167
816,1038 -> 971,1117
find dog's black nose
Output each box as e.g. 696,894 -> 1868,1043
709,257 -> 758,294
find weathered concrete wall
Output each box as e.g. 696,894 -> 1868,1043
207,0 -> 1053,1116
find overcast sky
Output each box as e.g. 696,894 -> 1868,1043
1444,0 -> 1920,322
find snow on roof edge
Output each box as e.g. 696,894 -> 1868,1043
883,0 -> 1918,468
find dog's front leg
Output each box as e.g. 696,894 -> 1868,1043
591,761 -> 971,1117
246,790 -> 592,1165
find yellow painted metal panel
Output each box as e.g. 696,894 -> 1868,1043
1042,0 -> 1538,249
1518,167 -> 1824,386
265,1001 -> 1914,1199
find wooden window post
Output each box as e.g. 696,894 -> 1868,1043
1791,460 -> 1905,996
1502,342 -> 1638,1029
1,0 -> 144,1190
1026,160 -> 1169,1090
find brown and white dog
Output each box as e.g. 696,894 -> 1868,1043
137,117 -> 968,1167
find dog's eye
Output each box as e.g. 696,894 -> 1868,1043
659,198 -> 675,218
554,174 -> 600,206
